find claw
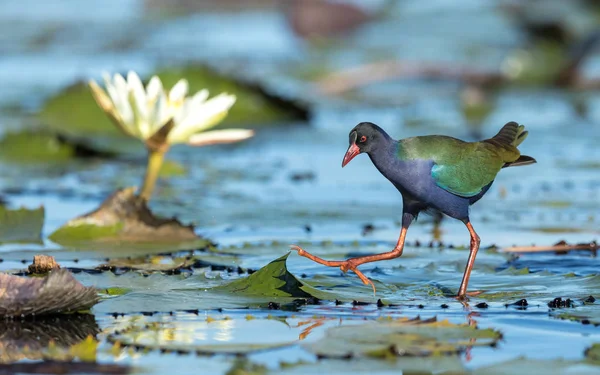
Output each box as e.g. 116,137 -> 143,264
289,244 -> 377,297
455,290 -> 484,301
290,244 -> 306,256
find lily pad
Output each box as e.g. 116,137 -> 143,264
49,187 -> 208,253
0,130 -> 115,163
216,253 -> 332,300
0,131 -> 74,162
0,205 -> 44,244
304,317 -> 501,359
276,357 -> 466,375
477,357 -> 600,374
0,269 -> 99,316
102,255 -> 196,272
108,319 -> 295,355
154,65 -> 308,126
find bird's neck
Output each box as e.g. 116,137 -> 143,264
367,138 -> 402,178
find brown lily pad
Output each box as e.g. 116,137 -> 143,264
0,269 -> 99,317
49,187 -> 202,246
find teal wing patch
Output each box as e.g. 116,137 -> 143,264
431,164 -> 491,198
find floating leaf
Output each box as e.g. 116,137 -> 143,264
276,357 -> 466,375
587,344 -> 600,363
0,269 -> 99,316
0,206 -> 44,244
0,131 -> 73,162
553,304 -> 600,325
215,253 -> 328,299
49,188 -> 208,253
108,318 -> 296,355
477,357 -> 600,374
304,317 -> 501,359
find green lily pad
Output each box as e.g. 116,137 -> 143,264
102,255 -> 196,272
155,65 -> 308,126
587,344 -> 600,363
0,206 -> 44,244
275,357 -> 466,375
304,317 -> 501,359
477,357 -> 600,374
215,253 -> 332,300
107,317 -> 296,356
552,304 -> 600,325
0,131 -> 74,162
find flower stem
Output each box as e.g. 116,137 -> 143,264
140,148 -> 167,201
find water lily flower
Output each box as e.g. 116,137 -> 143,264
89,71 -> 254,200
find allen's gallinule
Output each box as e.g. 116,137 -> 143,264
291,121 -> 535,299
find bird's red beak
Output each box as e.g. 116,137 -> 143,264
342,143 -> 360,167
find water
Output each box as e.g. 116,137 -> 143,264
0,1 -> 599,374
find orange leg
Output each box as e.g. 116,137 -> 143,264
457,221 -> 481,299
290,227 -> 408,295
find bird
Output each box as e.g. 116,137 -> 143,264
291,121 -> 535,299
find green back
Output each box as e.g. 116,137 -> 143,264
398,135 -> 521,197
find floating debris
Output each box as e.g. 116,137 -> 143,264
0,270 -> 98,317
504,240 -> 598,254
27,255 -> 61,275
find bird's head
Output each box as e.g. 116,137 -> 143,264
342,122 -> 389,167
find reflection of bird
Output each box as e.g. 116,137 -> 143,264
292,121 -> 535,299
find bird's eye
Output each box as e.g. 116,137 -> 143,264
360,136 -> 367,143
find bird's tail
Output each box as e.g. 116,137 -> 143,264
484,121 -> 537,168
487,121 -> 528,147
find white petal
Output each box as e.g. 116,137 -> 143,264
169,79 -> 188,103
187,93 -> 236,131
187,129 -> 254,147
191,89 -> 209,105
112,73 -> 136,136
146,76 -> 163,102
147,92 -> 170,138
126,71 -> 149,134
102,73 -> 120,107
167,94 -> 236,144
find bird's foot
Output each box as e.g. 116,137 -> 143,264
455,290 -> 484,301
290,245 -> 377,296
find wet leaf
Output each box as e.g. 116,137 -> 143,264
0,206 -> 44,244
304,317 -> 501,359
0,269 -> 99,316
49,188 -> 207,251
102,255 -> 196,272
477,357 -> 600,374
276,357 -> 466,375
155,66 -> 308,126
226,358 -> 268,375
0,131 -> 74,162
587,344 -> 600,363
215,253 -> 327,299
552,304 -> 600,325
108,318 -> 296,355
